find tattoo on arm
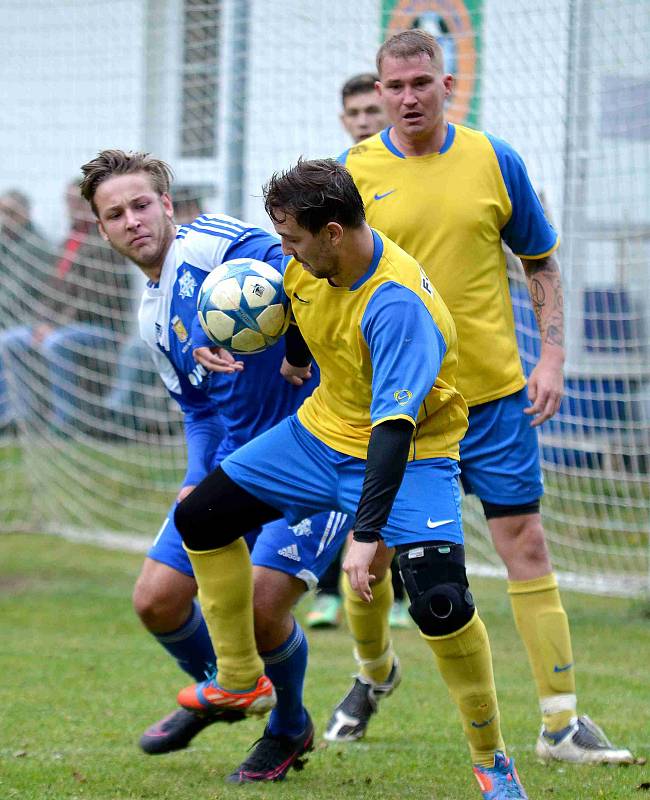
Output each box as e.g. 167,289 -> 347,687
522,255 -> 564,348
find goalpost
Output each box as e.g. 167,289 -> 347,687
0,0 -> 648,597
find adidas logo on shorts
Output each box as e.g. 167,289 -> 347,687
277,543 -> 301,562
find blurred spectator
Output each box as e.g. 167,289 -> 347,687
172,185 -> 205,224
0,190 -> 54,427
2,179 -> 131,431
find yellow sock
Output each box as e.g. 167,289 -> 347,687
342,569 -> 394,683
423,611 -> 505,766
508,573 -> 576,732
184,538 -> 264,690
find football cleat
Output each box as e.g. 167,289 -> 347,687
307,594 -> 342,629
473,751 -> 528,799
139,706 -> 245,755
535,715 -> 635,764
226,713 -> 314,783
323,657 -> 401,742
177,672 -> 276,717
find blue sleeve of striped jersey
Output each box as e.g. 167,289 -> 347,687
191,315 -> 214,349
486,133 -> 559,258
361,282 -> 446,426
223,231 -> 283,268
182,412 -> 225,487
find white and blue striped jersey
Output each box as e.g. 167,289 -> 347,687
138,213 -> 316,486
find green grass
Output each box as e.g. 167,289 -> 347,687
0,534 -> 648,800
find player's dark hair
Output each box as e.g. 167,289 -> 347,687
79,150 -> 174,216
377,29 -> 444,74
263,158 -> 365,234
341,72 -> 379,105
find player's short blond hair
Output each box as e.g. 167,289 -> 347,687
80,150 -> 174,216
377,30 -> 445,75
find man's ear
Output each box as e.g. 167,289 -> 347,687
326,221 -> 344,246
161,192 -> 174,220
97,219 -> 109,242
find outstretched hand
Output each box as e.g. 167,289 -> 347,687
343,538 -> 378,603
193,346 -> 244,374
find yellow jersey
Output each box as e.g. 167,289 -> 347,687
283,229 -> 468,461
341,123 -> 559,406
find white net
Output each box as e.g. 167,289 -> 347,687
0,0 -> 648,596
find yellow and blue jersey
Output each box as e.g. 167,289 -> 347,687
283,229 -> 468,462
340,123 -> 559,407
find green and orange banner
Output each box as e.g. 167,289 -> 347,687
381,0 -> 483,127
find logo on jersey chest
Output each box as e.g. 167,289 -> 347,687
171,315 -> 189,343
188,362 -> 208,387
178,269 -> 197,299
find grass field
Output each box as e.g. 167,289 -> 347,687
0,534 -> 648,800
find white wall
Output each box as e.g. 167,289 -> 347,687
241,0 -> 382,228
481,0 -> 569,228
0,0 -> 147,241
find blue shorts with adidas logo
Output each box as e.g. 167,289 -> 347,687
149,502 -> 351,591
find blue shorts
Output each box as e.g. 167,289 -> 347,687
148,503 -> 351,591
459,387 -> 543,506
222,415 -> 463,548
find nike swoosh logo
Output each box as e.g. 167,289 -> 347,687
293,292 -> 311,304
426,518 -> 454,529
373,189 -> 396,201
471,715 -> 495,729
553,662 -> 574,673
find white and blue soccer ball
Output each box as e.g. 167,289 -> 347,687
197,258 -> 290,353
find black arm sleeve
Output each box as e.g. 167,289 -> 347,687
284,322 -> 312,368
353,418 -> 414,543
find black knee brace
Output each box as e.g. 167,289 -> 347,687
396,543 -> 475,637
174,466 -> 281,551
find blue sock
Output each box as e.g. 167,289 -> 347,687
263,620 -> 308,737
153,599 -> 215,681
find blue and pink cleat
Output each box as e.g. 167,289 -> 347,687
473,751 -> 528,799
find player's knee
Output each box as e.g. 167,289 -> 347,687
174,467 -> 262,551
132,579 -> 190,631
173,477 -> 227,551
495,513 -> 549,569
252,601 -> 276,644
519,518 -> 549,566
397,543 -> 475,637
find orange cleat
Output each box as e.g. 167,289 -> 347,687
178,672 -> 276,718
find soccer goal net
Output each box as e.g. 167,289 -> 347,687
0,0 -> 648,596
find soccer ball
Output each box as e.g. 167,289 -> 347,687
196,258 -> 290,353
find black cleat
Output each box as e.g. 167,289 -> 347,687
226,713 -> 314,782
324,657 -> 401,742
139,706 -> 245,755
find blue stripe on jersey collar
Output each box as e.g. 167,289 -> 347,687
349,229 -> 384,291
380,122 -> 455,158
